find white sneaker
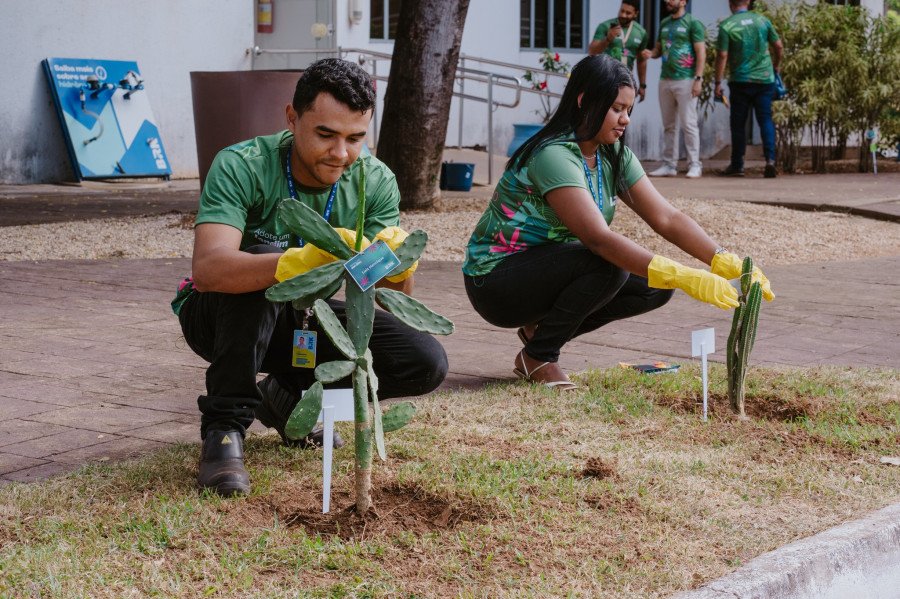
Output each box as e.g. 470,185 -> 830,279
686,165 -> 702,179
649,165 -> 677,177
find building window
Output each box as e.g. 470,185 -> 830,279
370,0 -> 402,40
520,0 -> 586,50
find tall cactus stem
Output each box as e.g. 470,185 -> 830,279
352,365 -> 372,513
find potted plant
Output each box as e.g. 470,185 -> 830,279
508,49 -> 571,156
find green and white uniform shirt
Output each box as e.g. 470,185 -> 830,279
658,13 -> 706,80
462,137 -> 645,277
172,130 -> 400,314
592,18 -> 649,71
716,10 -> 779,84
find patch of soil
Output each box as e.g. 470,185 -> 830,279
655,392 -> 826,422
583,493 -> 642,517
260,480 -> 491,540
581,457 -> 617,480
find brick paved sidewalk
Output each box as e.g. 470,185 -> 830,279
1,256 -> 897,485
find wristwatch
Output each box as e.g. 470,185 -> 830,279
639,83 -> 647,89
714,247 -> 729,255
694,76 -> 703,81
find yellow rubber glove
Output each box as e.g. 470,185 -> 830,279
375,226 -> 418,283
274,228 -> 370,282
710,252 -> 775,301
647,255 -> 740,310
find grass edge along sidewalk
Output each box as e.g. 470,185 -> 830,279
1,363 -> 898,597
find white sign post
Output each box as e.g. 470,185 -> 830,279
302,388 -> 355,513
691,328 -> 716,421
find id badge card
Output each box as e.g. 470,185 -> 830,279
292,329 -> 317,368
343,240 -> 402,292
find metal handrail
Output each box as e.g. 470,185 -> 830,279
247,45 -> 562,184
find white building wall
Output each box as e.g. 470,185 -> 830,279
0,0 -> 253,183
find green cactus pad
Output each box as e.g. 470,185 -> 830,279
291,274 -> 344,311
740,257 -> 754,296
375,288 -> 454,335
266,260 -> 345,304
345,275 -> 375,356
313,299 -> 357,360
285,381 -> 323,441
314,360 -> 356,384
382,401 -> 416,433
388,230 -> 428,277
364,348 -> 379,404
278,199 -> 354,260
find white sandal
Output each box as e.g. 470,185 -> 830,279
513,350 -> 578,391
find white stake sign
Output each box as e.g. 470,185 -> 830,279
302,388 -> 355,513
691,328 -> 716,421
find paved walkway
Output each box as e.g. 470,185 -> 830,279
1,169 -> 898,484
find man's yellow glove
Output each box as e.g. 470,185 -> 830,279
647,255 -> 740,310
710,252 -> 774,301
274,228 -> 370,282
375,226 -> 418,283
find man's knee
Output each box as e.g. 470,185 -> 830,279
406,335 -> 449,396
651,288 -> 675,309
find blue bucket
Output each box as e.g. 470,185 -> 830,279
440,162 -> 475,191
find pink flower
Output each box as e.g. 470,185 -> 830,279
554,53 -> 560,62
489,228 -> 527,255
539,81 -> 548,90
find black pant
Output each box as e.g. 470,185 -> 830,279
464,242 -> 673,363
179,246 -> 448,438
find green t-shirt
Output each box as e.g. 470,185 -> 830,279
716,11 -> 779,84
592,18 -> 649,71
462,137 -> 645,277
172,130 -> 400,314
658,13 -> 706,80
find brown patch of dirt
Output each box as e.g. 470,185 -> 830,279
581,457 -> 617,480
583,493 -> 642,517
244,479 -> 492,540
655,392 -> 826,422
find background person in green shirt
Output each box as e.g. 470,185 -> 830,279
715,0 -> 783,178
588,0 -> 651,102
463,55 -> 774,392
647,0 -> 707,179
176,59 -> 447,497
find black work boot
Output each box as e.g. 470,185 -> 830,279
718,164 -> 745,177
198,429 -> 250,497
255,374 -> 345,449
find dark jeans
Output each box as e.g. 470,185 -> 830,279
729,81 -> 777,168
179,245 -> 448,439
463,242 -> 673,363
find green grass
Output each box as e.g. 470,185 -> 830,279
1,364 -> 898,598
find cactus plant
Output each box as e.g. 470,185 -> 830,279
726,257 -> 762,418
265,165 -> 453,514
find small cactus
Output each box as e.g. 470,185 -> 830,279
266,163 -> 452,514
726,257 -> 762,418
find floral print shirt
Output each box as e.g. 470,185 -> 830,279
462,136 -> 645,277
659,13 -> 706,81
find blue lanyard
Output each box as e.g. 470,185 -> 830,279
581,150 -> 603,209
285,142 -> 337,247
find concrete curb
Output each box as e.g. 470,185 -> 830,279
671,501 -> 900,599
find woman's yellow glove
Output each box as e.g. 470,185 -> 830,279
647,255 -> 739,310
710,252 -> 774,301
274,228 -> 370,282
375,226 -> 418,283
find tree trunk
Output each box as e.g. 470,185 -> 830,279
376,0 -> 471,210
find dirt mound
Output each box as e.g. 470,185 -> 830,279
276,481 -> 490,540
655,392 -> 828,422
581,457 -> 617,480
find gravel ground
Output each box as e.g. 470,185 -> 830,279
2,198 -> 899,266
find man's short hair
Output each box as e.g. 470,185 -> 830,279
622,0 -> 640,11
292,58 -> 376,116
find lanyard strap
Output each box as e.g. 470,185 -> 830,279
581,150 -> 603,210
285,142 -> 337,247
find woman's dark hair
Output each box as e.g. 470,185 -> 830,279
507,54 -> 636,197
292,58 -> 376,116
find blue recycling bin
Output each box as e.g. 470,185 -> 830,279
440,162 -> 475,191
